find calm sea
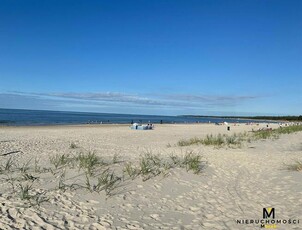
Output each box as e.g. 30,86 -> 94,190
0,108 -> 271,126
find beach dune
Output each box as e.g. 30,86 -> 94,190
0,123 -> 301,229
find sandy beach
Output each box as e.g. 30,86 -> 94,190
0,123 -> 301,229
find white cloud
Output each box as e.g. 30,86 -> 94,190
1,91 -> 265,114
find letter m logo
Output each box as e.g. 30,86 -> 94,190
263,208 -> 275,219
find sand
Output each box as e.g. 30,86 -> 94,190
0,123 -> 301,229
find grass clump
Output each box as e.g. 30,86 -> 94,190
277,125 -> 302,135
70,142 -> 78,149
77,151 -> 101,176
1,149 -> 206,200
139,153 -> 161,175
177,133 -> 244,148
19,184 -> 33,200
49,151 -> 104,175
177,137 -> 202,147
124,162 -> 140,179
253,124 -> 302,140
226,134 -> 240,146
95,169 -> 122,196
18,183 -> 49,206
49,153 -> 72,169
183,151 -> 203,174
112,153 -> 121,164
253,130 -> 278,140
18,159 -> 32,173
3,156 -> 14,172
137,151 -> 205,180
169,153 -> 183,166
286,160 -> 302,172
176,125 -> 302,148
202,134 -> 224,146
22,173 -> 39,182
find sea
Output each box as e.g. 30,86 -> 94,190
0,108 -> 272,126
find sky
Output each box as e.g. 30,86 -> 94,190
0,0 -> 301,116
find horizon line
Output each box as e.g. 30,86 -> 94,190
0,107 -> 300,118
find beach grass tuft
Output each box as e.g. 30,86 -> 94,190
77,151 -> 101,176
95,169 -> 122,196
169,153 -> 183,166
177,125 -> 302,148
22,173 -> 39,182
202,134 -> 225,146
19,159 -> 32,173
124,162 -> 140,179
49,153 -> 72,169
19,183 -> 33,201
1,148 -> 206,202
137,151 -> 205,180
70,142 -> 78,149
286,160 -> 302,172
4,156 -> 14,172
253,130 -> 278,140
112,153 -> 121,164
177,137 -> 202,146
177,133 -> 245,148
183,151 -> 203,174
277,125 -> 302,134
139,153 -> 161,175
253,124 -> 302,140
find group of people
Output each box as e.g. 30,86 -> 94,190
146,123 -> 154,129
131,122 -> 154,130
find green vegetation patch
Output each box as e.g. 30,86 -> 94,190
0,149 -> 207,206
177,125 -> 302,147
177,133 -> 248,148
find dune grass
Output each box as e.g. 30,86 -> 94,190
135,151 -> 206,181
77,151 -> 102,176
18,182 -> 49,206
19,183 -> 33,200
253,124 -> 302,140
70,142 -> 78,149
124,162 -> 140,179
0,149 -> 206,205
3,156 -> 14,172
94,169 -> 122,195
177,133 -> 248,148
49,153 -> 73,169
277,125 -> 302,134
183,152 -> 203,174
286,160 -> 302,172
252,130 -> 277,140
177,125 -> 302,148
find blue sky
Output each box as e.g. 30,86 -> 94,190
0,0 -> 301,116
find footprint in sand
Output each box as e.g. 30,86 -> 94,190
150,214 -> 160,221
126,223 -> 143,230
89,223 -> 107,230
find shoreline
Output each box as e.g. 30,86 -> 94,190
0,108 -> 284,128
0,121 -> 279,129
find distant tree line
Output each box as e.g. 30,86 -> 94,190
250,116 -> 302,121
181,115 -> 302,121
